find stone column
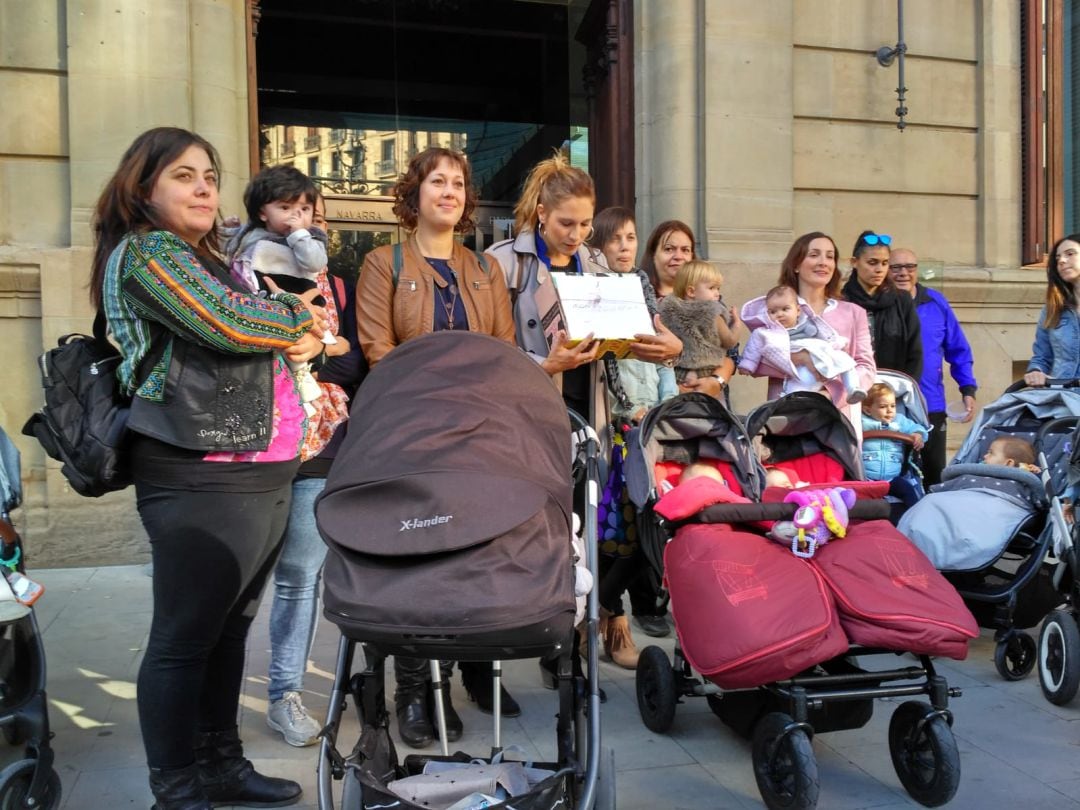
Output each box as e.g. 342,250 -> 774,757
66,0 -> 249,248
699,1 -> 795,265
975,0 -> 1022,268
634,0 -> 701,237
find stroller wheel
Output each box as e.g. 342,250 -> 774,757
1039,609 -> 1080,705
751,712 -> 819,810
635,645 -> 677,733
887,701 -> 960,807
0,758 -> 61,810
994,631 -> 1037,680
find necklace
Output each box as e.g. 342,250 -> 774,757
426,258 -> 460,330
439,277 -> 459,330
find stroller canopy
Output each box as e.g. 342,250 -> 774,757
952,387 -> 1080,495
745,392 -> 864,480
625,393 -> 764,507
319,331 -> 571,557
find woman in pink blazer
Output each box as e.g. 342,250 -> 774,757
775,231 -> 877,440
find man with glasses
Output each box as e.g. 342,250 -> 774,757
889,247 -> 978,486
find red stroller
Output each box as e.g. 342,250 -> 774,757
624,392 -> 977,809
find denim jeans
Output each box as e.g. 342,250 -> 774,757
268,476 -> 328,701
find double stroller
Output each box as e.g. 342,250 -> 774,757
313,332 -> 612,810
899,379 -> 1080,692
624,392 -> 977,810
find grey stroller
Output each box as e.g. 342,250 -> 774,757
0,426 -> 60,808
899,379 -> 1080,685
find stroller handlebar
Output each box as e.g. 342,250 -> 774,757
1004,377 -> 1080,394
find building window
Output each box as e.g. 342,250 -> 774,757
377,139 -> 396,175
1022,0 -> 1080,264
331,152 -> 342,179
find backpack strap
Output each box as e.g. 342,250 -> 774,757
331,273 -> 348,313
92,308 -> 108,343
474,251 -> 489,275
392,242 -> 403,287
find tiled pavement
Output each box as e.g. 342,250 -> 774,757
16,564 -> 1080,809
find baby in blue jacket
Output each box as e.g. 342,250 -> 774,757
861,382 -> 929,511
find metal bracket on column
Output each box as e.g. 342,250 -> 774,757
876,0 -> 908,130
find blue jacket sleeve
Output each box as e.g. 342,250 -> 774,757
1028,307 -> 1054,373
896,413 -> 930,441
938,296 -> 977,393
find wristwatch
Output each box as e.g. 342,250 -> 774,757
662,358 -> 675,368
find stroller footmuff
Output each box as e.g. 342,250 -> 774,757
315,332 -> 608,810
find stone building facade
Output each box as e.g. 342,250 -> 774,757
0,0 -> 1053,564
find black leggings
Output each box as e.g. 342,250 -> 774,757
135,481 -> 291,769
598,551 -> 661,617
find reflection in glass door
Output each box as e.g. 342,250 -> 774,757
326,224 -> 402,284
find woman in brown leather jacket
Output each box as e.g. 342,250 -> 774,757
355,146 -> 517,750
357,148 -> 514,363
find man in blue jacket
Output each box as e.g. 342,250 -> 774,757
889,247 -> 978,486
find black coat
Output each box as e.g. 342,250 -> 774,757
841,275 -> 923,380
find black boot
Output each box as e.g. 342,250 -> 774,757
428,680 -> 463,742
395,686 -> 434,748
459,661 -> 521,717
194,727 -> 302,807
148,763 -> 212,810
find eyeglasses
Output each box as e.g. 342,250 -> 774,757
860,233 -> 892,247
889,263 -> 918,273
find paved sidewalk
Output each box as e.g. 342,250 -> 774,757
16,564 -> 1080,809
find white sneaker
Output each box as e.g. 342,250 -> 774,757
267,691 -> 321,747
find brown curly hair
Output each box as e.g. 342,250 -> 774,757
391,147 -> 477,233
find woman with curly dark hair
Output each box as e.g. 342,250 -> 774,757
356,146 -> 514,366
355,146 -> 515,749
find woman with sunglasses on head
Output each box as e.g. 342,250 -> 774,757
1024,234 -> 1080,388
775,232 -> 877,440
356,146 -> 516,749
841,230 -> 923,380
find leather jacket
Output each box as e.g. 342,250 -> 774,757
128,336 -> 276,452
107,230 -> 314,453
356,236 -> 515,366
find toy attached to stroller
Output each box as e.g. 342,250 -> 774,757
624,392 -> 976,810
314,332 -> 612,810
899,378 -> 1080,688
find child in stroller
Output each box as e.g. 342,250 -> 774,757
624,391 -> 975,810
861,381 -> 928,519
898,379 -> 1080,684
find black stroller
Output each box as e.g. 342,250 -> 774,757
0,427 -> 59,808
314,332 -> 611,810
